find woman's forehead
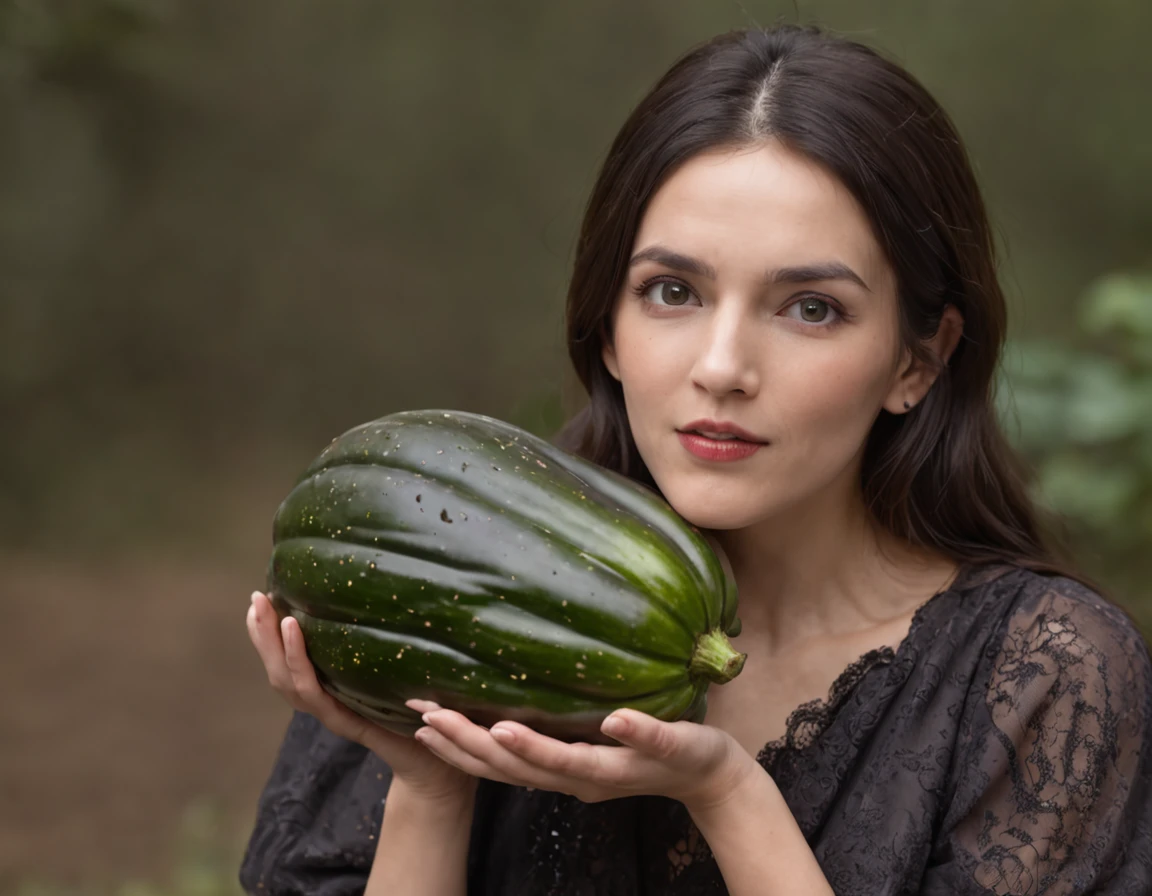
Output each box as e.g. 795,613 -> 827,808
633,144 -> 888,285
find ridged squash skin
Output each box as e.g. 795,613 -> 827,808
266,409 -> 744,744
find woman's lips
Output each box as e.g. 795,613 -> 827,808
676,431 -> 765,461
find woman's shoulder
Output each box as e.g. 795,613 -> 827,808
948,561 -> 1152,724
962,562 -> 1149,667
913,559 -> 1152,716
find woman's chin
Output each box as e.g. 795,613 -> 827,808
659,487 -> 767,531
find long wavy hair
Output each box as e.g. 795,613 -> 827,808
553,24 -> 1078,579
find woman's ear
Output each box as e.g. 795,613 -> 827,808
883,304 -> 964,414
600,324 -> 621,382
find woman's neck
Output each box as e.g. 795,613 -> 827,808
710,492 -> 959,656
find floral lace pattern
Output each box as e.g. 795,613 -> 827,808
239,564 -> 1152,895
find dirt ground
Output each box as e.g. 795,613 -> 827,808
1,511 -> 297,890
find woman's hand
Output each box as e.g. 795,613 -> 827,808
246,591 -> 475,807
412,702 -> 758,812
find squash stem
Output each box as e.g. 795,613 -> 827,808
689,629 -> 747,684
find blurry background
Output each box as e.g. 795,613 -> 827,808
2,0 -> 1150,892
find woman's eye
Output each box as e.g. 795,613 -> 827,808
642,280 -> 698,306
784,297 -> 839,325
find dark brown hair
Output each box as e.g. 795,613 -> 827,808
554,24 -> 1078,579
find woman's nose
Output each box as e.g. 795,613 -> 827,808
689,313 -> 760,398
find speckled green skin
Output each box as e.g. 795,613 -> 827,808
266,409 -> 743,744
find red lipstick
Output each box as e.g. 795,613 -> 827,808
676,419 -> 767,462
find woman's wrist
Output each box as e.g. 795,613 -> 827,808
686,761 -> 834,896
365,776 -> 478,896
386,773 -> 478,819
679,745 -> 761,817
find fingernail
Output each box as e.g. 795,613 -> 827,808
491,727 -> 514,744
602,716 -> 626,736
250,592 -> 260,604
421,711 -> 439,724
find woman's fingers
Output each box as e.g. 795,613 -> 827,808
246,593 -> 467,788
415,711 -> 526,784
248,592 -> 367,740
418,710 -> 578,791
247,592 -> 294,694
277,614 -> 375,741
279,615 -> 327,705
247,594 -> 443,744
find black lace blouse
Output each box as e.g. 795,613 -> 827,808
239,563 -> 1152,895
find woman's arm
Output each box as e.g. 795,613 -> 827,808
365,778 -> 478,896
688,765 -> 834,896
922,582 -> 1152,893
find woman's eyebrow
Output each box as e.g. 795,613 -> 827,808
629,246 -> 716,278
772,261 -> 871,293
628,245 -> 871,293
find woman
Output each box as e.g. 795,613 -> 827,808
241,24 -> 1152,895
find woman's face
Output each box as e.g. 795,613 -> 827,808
602,142 -> 911,530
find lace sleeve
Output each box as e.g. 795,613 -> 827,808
922,579 -> 1152,895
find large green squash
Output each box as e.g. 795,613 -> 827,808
266,409 -> 744,744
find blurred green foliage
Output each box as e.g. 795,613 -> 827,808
1001,274 -> 1152,527
999,272 -> 1152,626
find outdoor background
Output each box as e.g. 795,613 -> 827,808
3,1 -> 1150,893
